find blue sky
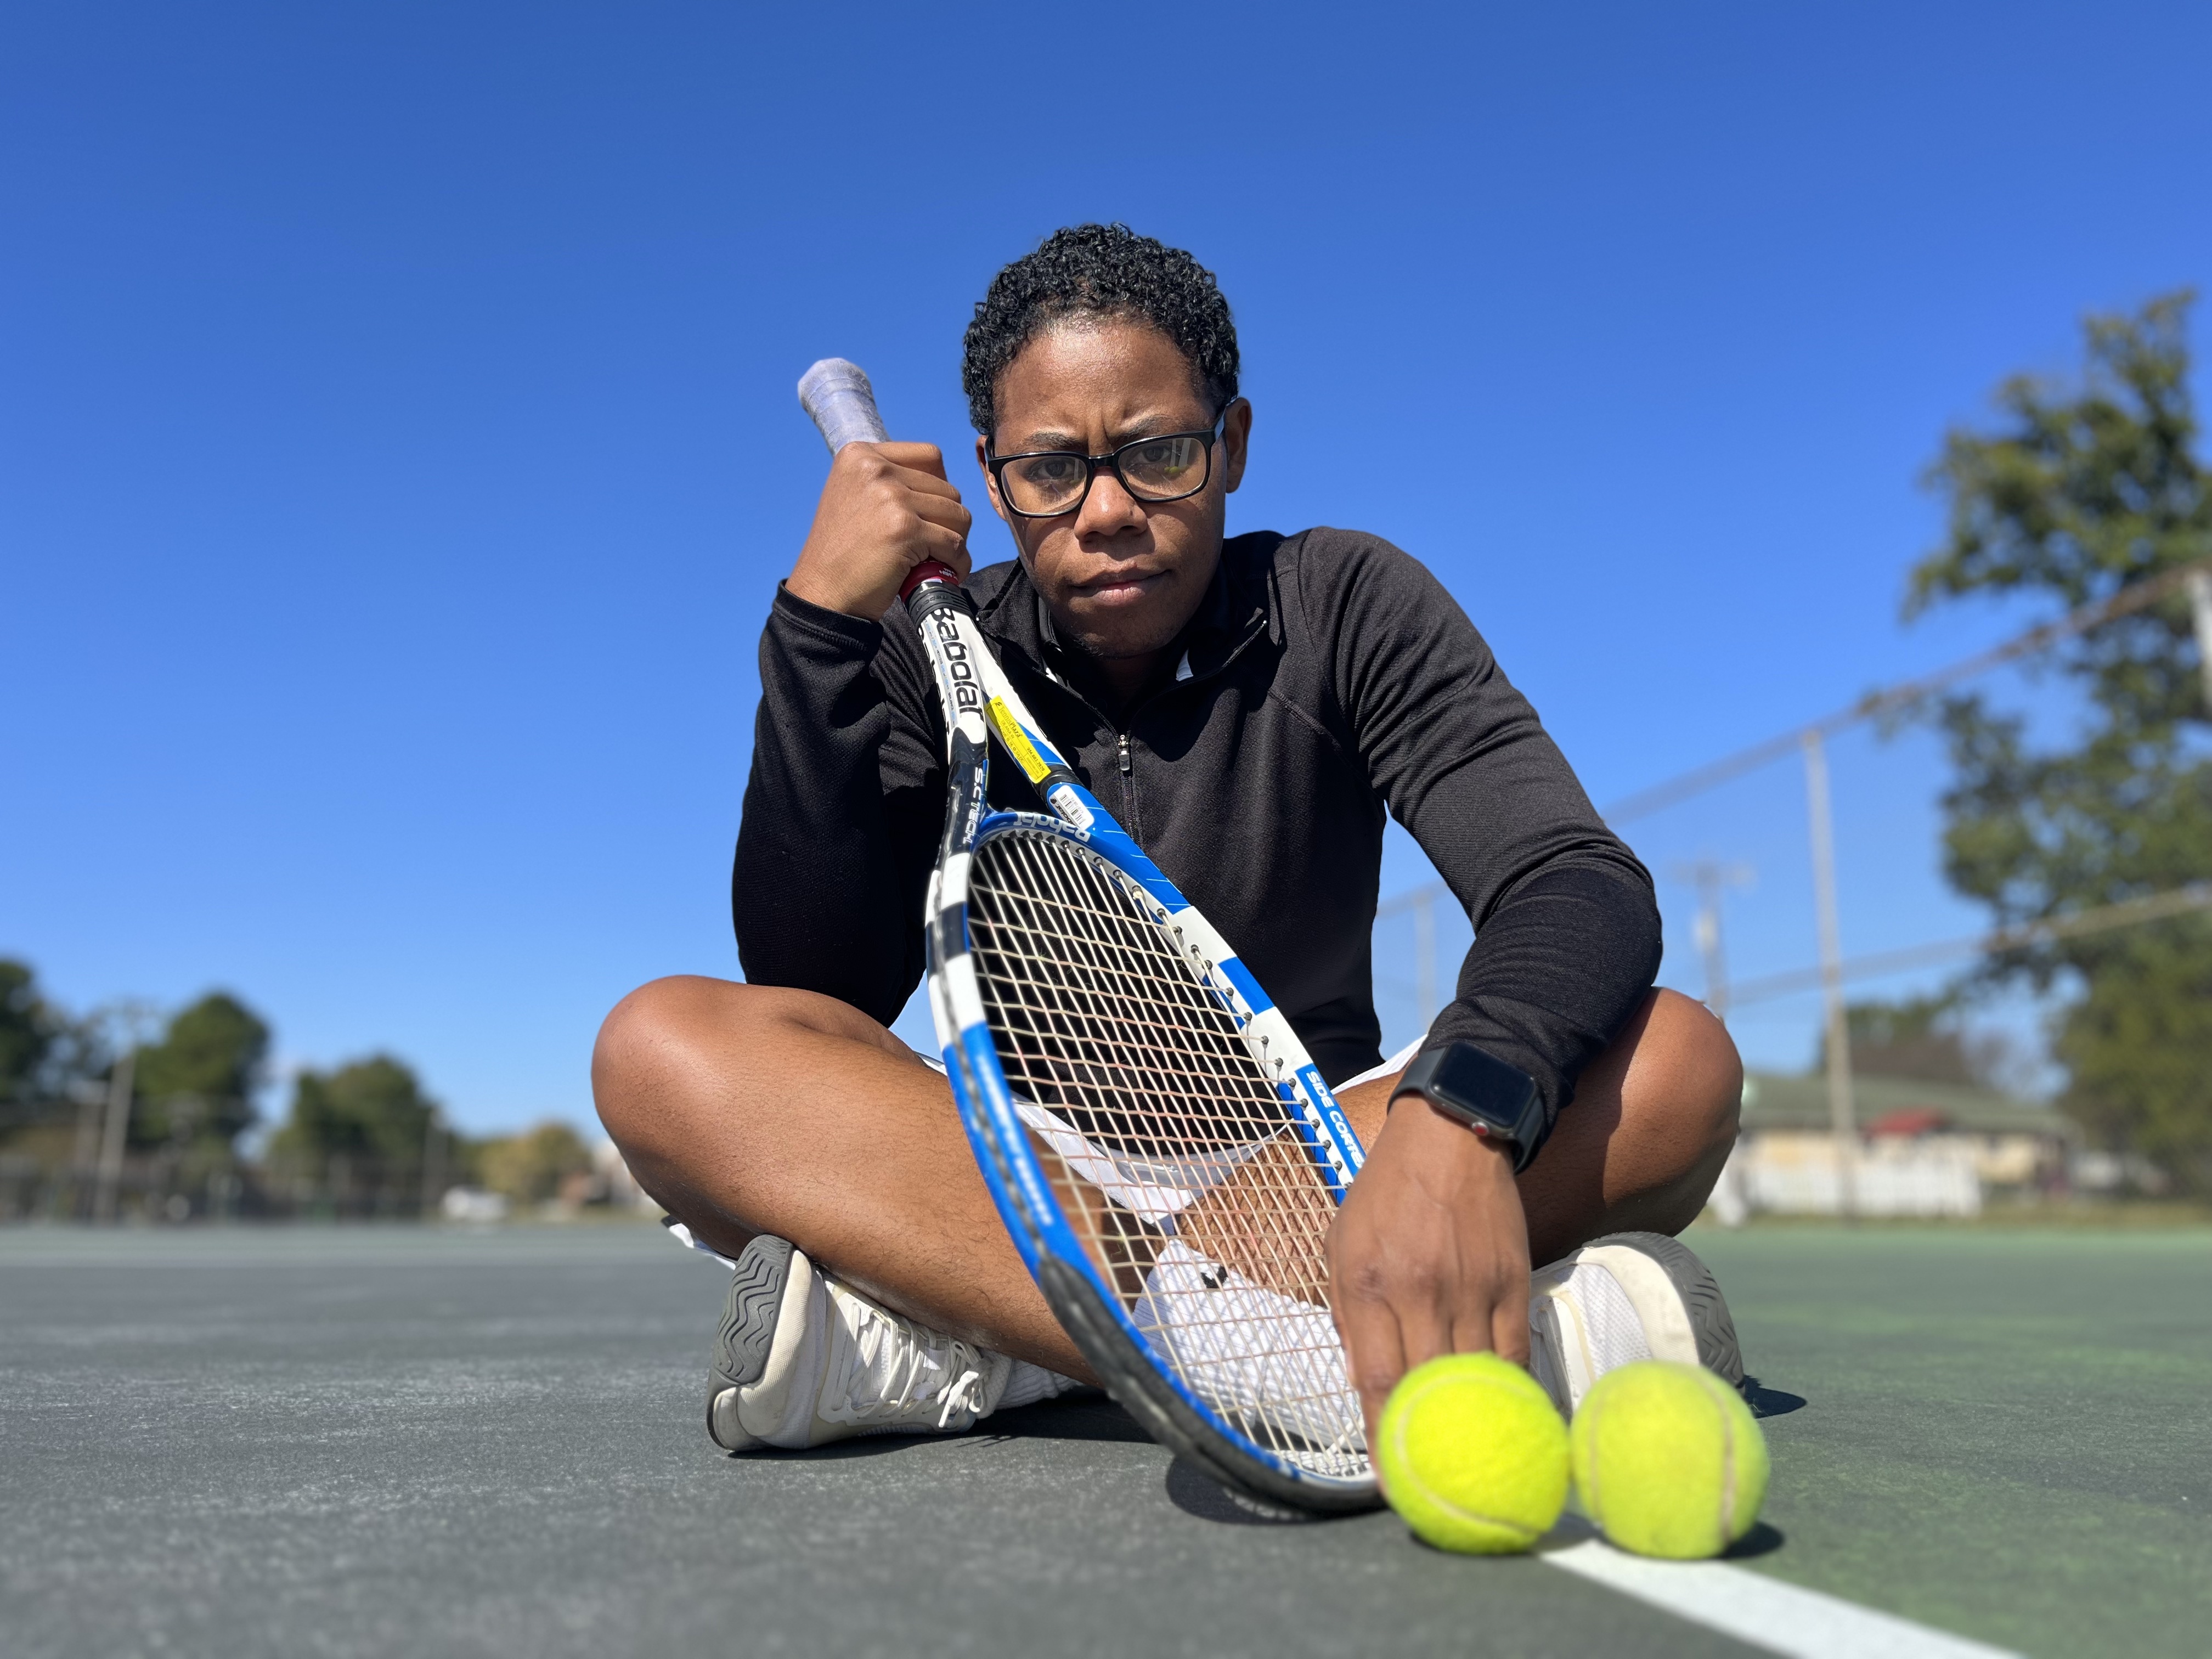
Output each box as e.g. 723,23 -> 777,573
6,3 -> 2209,1132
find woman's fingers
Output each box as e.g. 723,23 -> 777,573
909,521 -> 972,579
1489,1269 -> 1532,1367
906,490 -> 973,535
1334,1291 -> 1407,1469
872,440 -> 952,482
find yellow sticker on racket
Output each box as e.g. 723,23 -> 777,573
986,697 -> 1054,785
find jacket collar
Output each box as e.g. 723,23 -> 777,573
972,531 -> 1281,692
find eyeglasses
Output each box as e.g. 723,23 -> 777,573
986,408 -> 1232,520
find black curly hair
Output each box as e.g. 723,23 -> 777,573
961,223 -> 1239,438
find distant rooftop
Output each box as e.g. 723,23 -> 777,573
1741,1070 -> 2075,1138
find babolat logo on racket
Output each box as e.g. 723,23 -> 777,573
933,616 -> 983,712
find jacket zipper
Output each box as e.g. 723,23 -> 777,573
991,606 -> 1266,836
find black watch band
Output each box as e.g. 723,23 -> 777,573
1390,1041 -> 1547,1172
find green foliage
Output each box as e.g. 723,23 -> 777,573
131,992 -> 270,1148
269,1055 -> 437,1177
2057,927 -> 2212,1169
1911,291 -> 2212,1188
475,1120 -> 592,1207
0,961 -> 107,1138
1,960 -> 54,1105
1818,991 -> 1999,1087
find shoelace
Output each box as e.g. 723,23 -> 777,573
937,1368 -> 985,1429
825,1291 -> 990,1427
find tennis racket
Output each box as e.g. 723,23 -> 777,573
797,358 -> 1376,1511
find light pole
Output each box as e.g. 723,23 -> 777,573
1671,859 -> 1754,1023
90,1001 -> 161,1224
1802,731 -> 1859,1219
419,1108 -> 448,1219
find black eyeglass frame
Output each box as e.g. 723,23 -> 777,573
985,404 -> 1237,521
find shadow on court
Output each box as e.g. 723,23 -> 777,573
1739,1376 -> 1807,1419
729,1393 -> 1155,1467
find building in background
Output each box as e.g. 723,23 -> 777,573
1712,1070 -> 2076,1221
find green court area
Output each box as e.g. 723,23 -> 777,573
1690,1223 -> 2212,1656
2,1222 -> 2204,1657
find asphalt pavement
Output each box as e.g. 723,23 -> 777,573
2,1224 -> 1759,1659
6,1221 -> 2206,1657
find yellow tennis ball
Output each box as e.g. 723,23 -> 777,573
1570,1360 -> 1769,1559
1376,1352 -> 1570,1554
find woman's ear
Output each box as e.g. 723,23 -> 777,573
1221,397 -> 1252,493
974,434 -> 1012,524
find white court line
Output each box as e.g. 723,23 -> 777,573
1545,1540 -> 2021,1659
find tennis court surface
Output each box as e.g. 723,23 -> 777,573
4,1222 -> 2204,1657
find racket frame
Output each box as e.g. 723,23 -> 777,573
910,578 -> 1376,1511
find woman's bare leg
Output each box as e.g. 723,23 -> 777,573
590,976 -> 1095,1379
593,979 -> 1739,1383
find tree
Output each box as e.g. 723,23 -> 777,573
475,1120 -> 593,1208
132,992 -> 270,1148
1816,992 -> 2006,1088
1,960 -> 54,1109
0,961 -> 104,1138
1911,291 -> 2212,1188
269,1055 -> 437,1182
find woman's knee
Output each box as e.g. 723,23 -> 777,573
1620,990 -> 1742,1231
591,976 -> 751,1144
590,978 -> 894,1148
1636,988 -> 1743,1160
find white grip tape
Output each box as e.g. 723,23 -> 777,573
797,358 -> 890,452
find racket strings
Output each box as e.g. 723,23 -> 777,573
968,833 -> 1335,1280
978,845 -> 1274,1132
967,828 -> 1364,1475
974,836 -> 1334,1271
978,835 -> 1311,1215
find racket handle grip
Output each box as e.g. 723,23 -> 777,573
798,360 -> 972,618
903,560 -> 974,621
900,560 -> 961,600
797,358 -> 889,452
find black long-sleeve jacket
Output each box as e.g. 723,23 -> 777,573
735,527 -> 1661,1156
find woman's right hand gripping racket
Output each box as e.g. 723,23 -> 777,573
797,359 -> 1378,1511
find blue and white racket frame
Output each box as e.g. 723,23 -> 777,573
911,582 -> 1378,1511
797,358 -> 1376,1512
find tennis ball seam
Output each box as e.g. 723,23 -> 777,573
1575,1362 -> 1764,1559
1403,1465 -> 1543,1540
1387,1382 -> 1549,1539
1381,1361 -> 1566,1549
1677,1367 -> 1742,1547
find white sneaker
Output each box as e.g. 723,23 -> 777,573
1130,1240 -> 1365,1463
1526,1230 -> 1745,1418
705,1235 -> 1075,1451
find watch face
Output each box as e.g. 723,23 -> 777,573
1438,1043 -> 1538,1130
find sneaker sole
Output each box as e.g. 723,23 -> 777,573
1583,1229 -> 1745,1386
707,1234 -> 795,1451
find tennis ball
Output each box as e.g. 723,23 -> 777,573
1376,1352 -> 1570,1554
1570,1361 -> 1769,1560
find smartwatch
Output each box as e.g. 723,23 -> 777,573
1390,1041 -> 1547,1172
